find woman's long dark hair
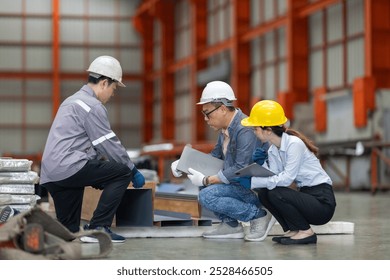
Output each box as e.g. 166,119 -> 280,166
267,126 -> 319,157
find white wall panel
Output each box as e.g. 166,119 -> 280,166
60,0 -> 84,15
277,0 -> 287,16
120,49 -> 142,72
60,80 -> 84,99
250,38 -> 261,66
251,69 -> 261,99
26,18 -> 52,41
0,130 -> 22,154
89,0 -> 117,16
264,32 -> 275,62
278,62 -> 286,92
265,66 -> 275,99
264,0 -> 275,21
316,92 -> 372,143
0,80 -> 22,97
0,18 -> 22,41
119,0 -> 140,16
26,0 -> 51,13
326,3 -> 342,42
119,21 -> 140,44
326,45 -> 343,87
250,0 -> 260,26
278,27 -> 286,57
88,20 -> 116,44
26,128 -> 48,152
26,47 -> 52,71
26,103 -> 51,125
120,103 -> 141,126
309,12 -> 323,47
0,47 -> 23,70
25,80 -> 51,97
0,102 -> 22,124
309,50 -> 323,90
60,48 -> 85,72
61,19 -> 84,43
347,38 -> 364,84
347,0 -> 364,35
176,122 -> 191,143
1,0 -> 22,13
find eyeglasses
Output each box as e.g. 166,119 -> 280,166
202,105 -> 222,119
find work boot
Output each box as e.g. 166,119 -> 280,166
202,222 -> 244,239
80,224 -> 125,243
244,213 -> 276,242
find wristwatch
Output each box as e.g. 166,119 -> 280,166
203,176 -> 211,186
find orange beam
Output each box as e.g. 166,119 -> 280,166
141,14 -> 154,143
231,0 -> 250,114
52,0 -> 60,119
158,0 -> 175,141
241,16 -> 287,42
297,0 -> 342,17
353,76 -> 375,128
190,0 -> 208,142
198,38 -> 233,60
365,0 -> 390,88
286,0 -> 309,110
313,87 -> 327,132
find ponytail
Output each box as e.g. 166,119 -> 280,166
268,126 -> 319,157
285,128 -> 319,156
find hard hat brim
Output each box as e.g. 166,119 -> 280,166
117,81 -> 126,87
241,117 -> 255,127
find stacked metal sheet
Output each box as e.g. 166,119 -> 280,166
0,158 -> 40,213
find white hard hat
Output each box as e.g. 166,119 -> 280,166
197,81 -> 236,105
87,55 -> 125,87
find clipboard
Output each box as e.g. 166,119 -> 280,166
235,163 -> 275,177
176,145 -> 224,176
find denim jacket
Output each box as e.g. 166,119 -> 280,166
210,109 -> 265,183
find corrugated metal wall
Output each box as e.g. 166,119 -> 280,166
0,0 -> 143,156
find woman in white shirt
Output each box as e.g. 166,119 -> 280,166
240,100 -> 336,245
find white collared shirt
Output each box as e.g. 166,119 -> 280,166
251,132 -> 332,190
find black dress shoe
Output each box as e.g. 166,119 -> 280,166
280,234 -> 317,245
272,236 -> 289,243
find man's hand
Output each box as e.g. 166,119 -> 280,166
171,160 -> 183,177
230,176 -> 252,189
188,168 -> 206,186
252,148 -> 268,165
132,168 -> 145,188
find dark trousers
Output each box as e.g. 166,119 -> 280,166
41,160 -> 133,233
256,184 -> 336,232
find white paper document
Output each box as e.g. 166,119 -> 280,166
176,145 -> 224,176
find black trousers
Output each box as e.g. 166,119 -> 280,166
256,183 -> 336,232
41,160 -> 133,233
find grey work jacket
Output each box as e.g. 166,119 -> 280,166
40,85 -> 134,184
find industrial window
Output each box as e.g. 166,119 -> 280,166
250,27 -> 287,101
250,0 -> 287,26
207,0 -> 232,45
308,0 -> 364,92
175,0 -> 191,61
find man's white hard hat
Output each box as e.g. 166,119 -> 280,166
87,55 -> 125,87
197,81 -> 236,105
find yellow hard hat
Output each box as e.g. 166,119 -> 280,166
241,100 -> 288,127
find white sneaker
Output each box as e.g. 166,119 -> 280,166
244,214 -> 276,242
202,222 -> 244,239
